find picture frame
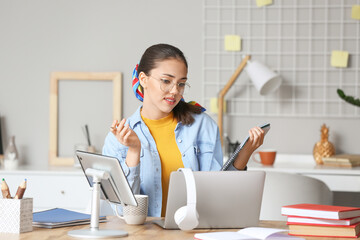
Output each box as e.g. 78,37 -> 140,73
0,116 -> 3,158
49,72 -> 122,166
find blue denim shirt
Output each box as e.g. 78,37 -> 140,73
102,106 -> 238,217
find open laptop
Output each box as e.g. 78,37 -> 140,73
153,170 -> 265,229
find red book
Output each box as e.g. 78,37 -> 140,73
287,215 -> 360,226
288,222 -> 360,238
281,204 -> 360,220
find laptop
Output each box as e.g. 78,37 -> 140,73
153,170 -> 265,229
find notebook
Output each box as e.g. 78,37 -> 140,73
194,227 -> 304,240
33,208 -> 107,228
153,171 -> 265,229
221,123 -> 270,170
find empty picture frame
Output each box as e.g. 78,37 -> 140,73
0,116 -> 3,156
49,72 -> 122,166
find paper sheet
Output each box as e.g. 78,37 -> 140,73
352,5 -> 360,20
210,98 -> 226,113
194,227 -> 305,240
225,35 -> 241,51
256,0 -> 273,7
331,51 -> 349,68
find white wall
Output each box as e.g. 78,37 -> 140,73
0,0 -> 202,166
0,0 -> 359,167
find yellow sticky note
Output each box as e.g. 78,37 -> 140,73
224,35 -> 241,51
352,5 -> 360,20
256,0 -> 273,7
331,51 -> 349,68
210,98 -> 226,113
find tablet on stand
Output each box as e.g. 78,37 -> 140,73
68,151 -> 137,238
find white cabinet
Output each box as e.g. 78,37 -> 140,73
248,154 -> 360,207
0,167 -> 92,212
247,154 -> 360,192
302,174 -> 360,192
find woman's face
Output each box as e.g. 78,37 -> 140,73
140,58 -> 188,120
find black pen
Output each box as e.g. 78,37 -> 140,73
85,124 -> 91,146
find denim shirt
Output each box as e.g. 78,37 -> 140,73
102,106 -> 239,217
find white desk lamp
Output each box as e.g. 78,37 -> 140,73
218,55 -> 282,146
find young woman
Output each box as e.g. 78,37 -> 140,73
102,43 -> 265,217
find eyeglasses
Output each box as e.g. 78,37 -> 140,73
149,75 -> 190,95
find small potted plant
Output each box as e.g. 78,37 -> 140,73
337,89 -> 360,107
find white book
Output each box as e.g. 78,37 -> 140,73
194,227 -> 305,240
287,216 -> 360,226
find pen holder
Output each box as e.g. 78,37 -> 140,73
0,198 -> 33,233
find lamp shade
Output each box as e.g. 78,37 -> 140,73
245,60 -> 282,95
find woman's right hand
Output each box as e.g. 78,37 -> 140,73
110,119 -> 140,149
110,119 -> 141,167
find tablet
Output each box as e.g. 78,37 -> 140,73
221,123 -> 270,170
76,150 -> 137,207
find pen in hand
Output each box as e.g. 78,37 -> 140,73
14,179 -> 27,199
1,178 -> 12,199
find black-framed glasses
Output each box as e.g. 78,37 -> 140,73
149,75 -> 190,95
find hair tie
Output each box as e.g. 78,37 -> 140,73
132,64 -> 144,102
185,100 -> 206,112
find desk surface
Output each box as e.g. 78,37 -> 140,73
3,154 -> 360,176
0,216 -> 353,240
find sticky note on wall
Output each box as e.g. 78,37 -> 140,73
210,98 -> 227,113
256,0 -> 273,7
224,35 -> 241,51
352,5 -> 360,20
331,51 -> 349,68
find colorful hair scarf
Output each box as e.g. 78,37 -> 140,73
132,64 -> 144,102
132,64 -> 206,112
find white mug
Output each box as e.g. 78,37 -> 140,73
115,194 -> 148,225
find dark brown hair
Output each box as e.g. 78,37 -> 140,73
138,44 -> 202,125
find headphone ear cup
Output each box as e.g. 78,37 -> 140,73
174,206 -> 187,225
174,205 -> 199,231
175,168 -> 199,231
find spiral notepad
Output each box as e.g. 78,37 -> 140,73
221,123 -> 270,171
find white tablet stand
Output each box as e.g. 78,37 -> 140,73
68,168 -> 128,238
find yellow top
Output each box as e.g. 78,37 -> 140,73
142,112 -> 184,217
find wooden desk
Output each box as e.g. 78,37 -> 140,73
0,217 -> 352,240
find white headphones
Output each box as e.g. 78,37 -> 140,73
174,168 -> 199,231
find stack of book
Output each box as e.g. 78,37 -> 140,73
281,203 -> 360,238
322,154 -> 360,168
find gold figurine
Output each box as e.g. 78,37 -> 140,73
313,124 -> 335,165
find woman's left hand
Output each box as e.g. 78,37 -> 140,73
233,126 -> 265,170
243,126 -> 265,153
